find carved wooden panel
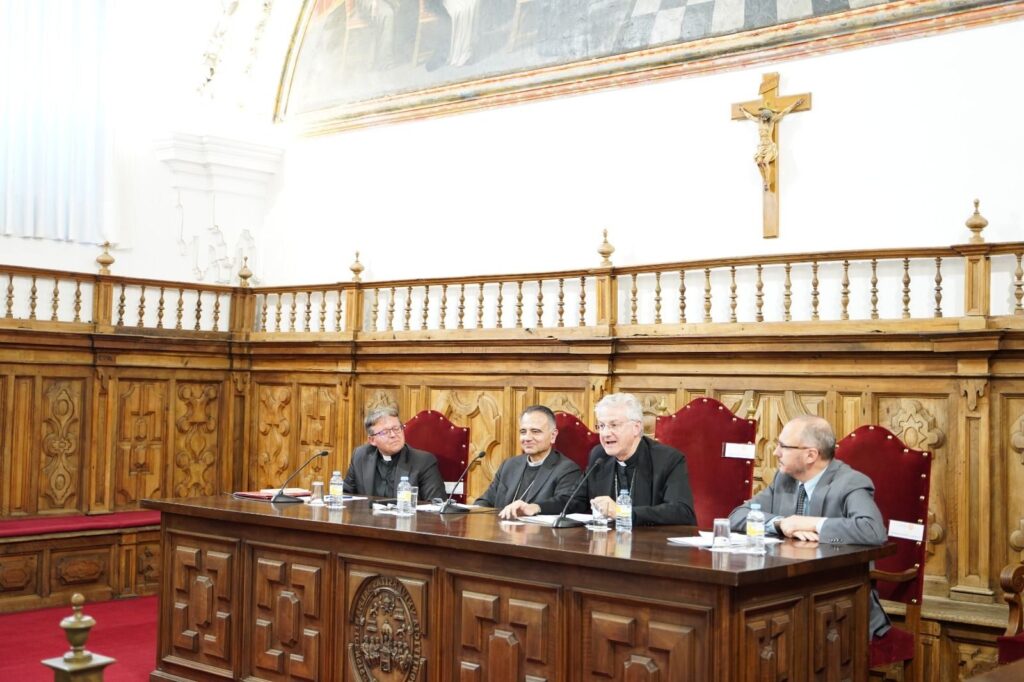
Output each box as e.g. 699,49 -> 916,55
172,382 -> 220,497
738,596 -> 803,682
9,376 -> 34,514
362,387 -> 399,419
135,540 -> 161,593
579,593 -> 710,681
1008,395 -> 1024,564
38,378 -> 85,512
879,396 -> 950,592
250,546 -> 329,681
298,384 -> 337,486
49,545 -> 113,602
535,390 -> 587,420
167,532 -> 238,676
0,554 -> 38,597
452,575 -> 560,682
809,587 -> 858,682
431,389 -> 503,499
256,383 -> 293,490
114,379 -> 166,507
346,565 -> 430,682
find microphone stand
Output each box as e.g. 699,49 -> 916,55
551,457 -> 608,528
439,452 -> 486,514
271,450 -> 329,503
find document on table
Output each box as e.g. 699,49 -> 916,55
668,531 -> 783,549
519,514 -> 592,526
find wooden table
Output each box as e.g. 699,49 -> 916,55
142,496 -> 893,681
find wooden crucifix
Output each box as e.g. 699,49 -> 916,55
731,73 -> 811,238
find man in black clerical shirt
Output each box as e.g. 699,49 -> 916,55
572,393 -> 697,526
343,406 -> 446,502
474,406 -> 581,519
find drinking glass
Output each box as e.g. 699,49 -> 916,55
588,500 -> 610,532
713,518 -> 731,547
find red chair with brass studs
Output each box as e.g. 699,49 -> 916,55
835,425 -> 932,682
654,397 -> 756,530
404,410 -> 471,503
998,559 -> 1024,664
553,412 -> 600,471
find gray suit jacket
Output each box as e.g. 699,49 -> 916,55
728,458 -> 886,545
473,450 -> 581,515
728,458 -> 890,637
342,444 -> 446,502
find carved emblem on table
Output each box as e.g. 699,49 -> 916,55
349,575 -> 424,681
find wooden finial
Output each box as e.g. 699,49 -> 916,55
965,199 -> 988,244
350,252 -> 364,282
598,230 -> 614,267
61,593 -> 96,663
238,257 -> 253,288
96,243 -> 114,275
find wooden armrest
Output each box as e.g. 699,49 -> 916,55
1001,562 -> 1024,636
870,567 -> 917,583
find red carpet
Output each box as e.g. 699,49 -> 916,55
0,595 -> 156,681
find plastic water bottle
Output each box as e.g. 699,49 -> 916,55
396,476 -> 414,517
746,503 -> 765,552
327,470 -> 344,509
615,489 -> 633,533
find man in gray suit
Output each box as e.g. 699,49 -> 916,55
474,406 -> 581,519
343,406 -> 446,502
729,414 -> 890,636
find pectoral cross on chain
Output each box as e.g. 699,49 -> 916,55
731,73 -> 811,239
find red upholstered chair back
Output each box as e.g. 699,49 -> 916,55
404,410 -> 470,502
835,425 -> 932,606
654,397 -> 756,529
554,412 -> 600,470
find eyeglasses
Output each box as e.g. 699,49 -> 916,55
595,420 -> 638,432
369,425 -> 404,439
777,441 -> 812,450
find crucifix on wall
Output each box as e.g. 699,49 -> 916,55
731,73 -> 811,239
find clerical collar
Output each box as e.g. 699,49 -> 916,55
381,455 -> 392,462
527,458 -> 543,467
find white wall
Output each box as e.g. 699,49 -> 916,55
2,5 -> 1021,288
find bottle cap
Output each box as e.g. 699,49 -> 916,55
333,471 -> 341,476
400,475 -> 409,480
619,490 -> 628,496
750,503 -> 761,510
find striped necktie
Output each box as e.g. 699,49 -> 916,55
795,483 -> 807,516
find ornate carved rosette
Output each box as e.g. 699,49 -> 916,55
349,575 -> 423,681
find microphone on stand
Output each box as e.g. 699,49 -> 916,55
439,451 -> 486,514
551,456 -> 610,528
271,450 -> 330,503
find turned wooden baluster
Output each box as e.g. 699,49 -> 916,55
319,291 -> 328,332
934,257 -> 943,318
679,269 -> 686,323
440,284 -> 448,330
557,278 -> 565,327
870,259 -> 879,320
74,281 -> 82,323
51,277 -> 60,322
840,260 -> 850,321
703,268 -> 712,323
387,286 -> 396,332
535,279 -> 544,328
902,258 -> 911,319
496,282 -> 504,329
116,282 -> 125,325
578,276 -> 586,327
4,274 -> 13,318
629,274 -> 638,324
515,281 -> 523,328
368,289 -> 379,332
29,275 -> 37,320
476,283 -> 484,329
210,292 -> 220,331
783,264 -> 792,322
654,273 -> 662,325
423,285 -> 431,330
1015,252 -> 1023,315
334,289 -> 343,332
729,266 -> 737,323
157,287 -> 165,329
288,292 -> 297,332
302,291 -> 310,332
194,290 -> 203,331
755,264 -> 764,322
137,285 -> 146,327
458,284 -> 466,329
177,288 -> 185,330
811,261 -> 819,321
403,286 -> 412,331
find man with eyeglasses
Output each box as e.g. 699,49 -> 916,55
343,406 -> 446,502
473,406 -> 581,519
728,415 -> 890,637
571,393 -> 697,526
